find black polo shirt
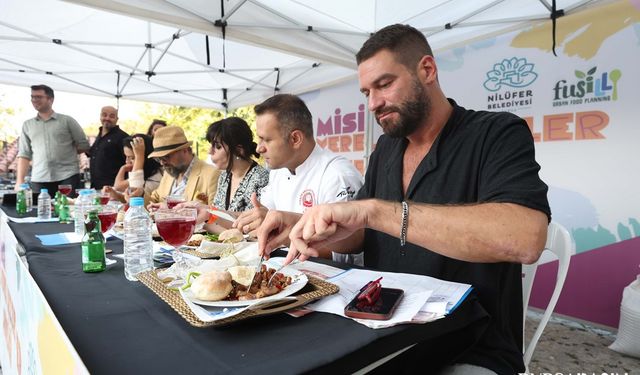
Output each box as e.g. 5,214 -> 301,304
357,100 -> 550,374
89,125 -> 129,189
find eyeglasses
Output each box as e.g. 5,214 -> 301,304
153,152 -> 176,163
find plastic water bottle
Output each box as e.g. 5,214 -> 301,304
123,197 -> 153,281
21,183 -> 33,212
37,188 -> 52,220
74,189 -> 94,235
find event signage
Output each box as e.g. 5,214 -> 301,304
552,66 -> 622,106
483,57 -> 537,111
303,0 -> 639,328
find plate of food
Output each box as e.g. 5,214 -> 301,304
188,229 -> 252,256
180,262 -> 308,307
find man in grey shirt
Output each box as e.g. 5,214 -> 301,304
15,84 -> 90,195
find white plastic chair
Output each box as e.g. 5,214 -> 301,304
522,221 -> 574,368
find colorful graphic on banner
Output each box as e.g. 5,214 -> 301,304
439,0 -> 640,256
436,0 -> 640,326
552,66 -> 622,106
302,80 -> 371,175
0,214 -> 88,374
300,0 -> 639,326
483,57 -> 537,111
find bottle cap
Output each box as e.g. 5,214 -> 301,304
20,183 -> 29,189
40,188 -> 48,193
129,197 -> 144,207
79,190 -> 93,196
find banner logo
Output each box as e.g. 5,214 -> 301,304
483,57 -> 538,91
484,57 -> 537,111
552,66 -> 622,107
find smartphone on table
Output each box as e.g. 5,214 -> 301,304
344,287 -> 404,320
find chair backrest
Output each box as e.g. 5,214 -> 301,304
522,221 -> 574,367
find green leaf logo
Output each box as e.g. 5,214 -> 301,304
587,66 -> 597,75
575,70 -> 585,79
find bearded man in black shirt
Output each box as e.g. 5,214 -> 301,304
257,24 -> 550,375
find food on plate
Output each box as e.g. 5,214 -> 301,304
204,233 -> 219,242
190,270 -> 233,301
230,264 -> 293,301
184,264 -> 294,302
218,228 -> 244,243
187,233 -> 205,247
227,265 -> 255,287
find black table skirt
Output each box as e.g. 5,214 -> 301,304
4,205 -> 489,374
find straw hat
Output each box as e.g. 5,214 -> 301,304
148,126 -> 192,158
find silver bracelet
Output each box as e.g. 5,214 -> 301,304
400,201 -> 409,246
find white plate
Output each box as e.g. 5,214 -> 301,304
180,264 -> 308,307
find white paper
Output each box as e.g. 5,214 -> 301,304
307,269 -> 432,328
307,268 -> 471,328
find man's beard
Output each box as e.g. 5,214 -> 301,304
164,162 -> 188,178
375,78 -> 429,138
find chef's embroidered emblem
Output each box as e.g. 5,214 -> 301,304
299,189 -> 315,208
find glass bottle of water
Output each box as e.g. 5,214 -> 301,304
74,189 -> 94,235
123,197 -> 153,281
37,188 -> 51,220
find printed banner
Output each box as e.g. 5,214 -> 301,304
301,0 -> 640,326
0,212 -> 88,374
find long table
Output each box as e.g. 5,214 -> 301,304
0,205 -> 489,374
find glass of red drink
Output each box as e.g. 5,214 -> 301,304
88,205 -> 118,266
155,208 -> 197,248
166,195 -> 186,209
58,184 -> 73,196
97,205 -> 118,233
99,193 -> 110,205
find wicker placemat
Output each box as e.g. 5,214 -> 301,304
181,249 -> 219,259
138,269 -> 339,327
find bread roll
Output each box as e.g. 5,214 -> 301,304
219,228 -> 244,243
190,270 -> 233,301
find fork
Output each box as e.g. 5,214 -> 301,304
267,253 -> 300,286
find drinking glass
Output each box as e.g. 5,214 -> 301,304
58,184 -> 73,197
91,205 -> 118,266
166,195 -> 186,209
99,193 -> 110,205
155,208 -> 197,249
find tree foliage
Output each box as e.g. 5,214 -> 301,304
0,94 -> 21,142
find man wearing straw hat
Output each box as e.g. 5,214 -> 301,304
144,126 -> 219,206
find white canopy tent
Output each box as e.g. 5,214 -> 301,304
1,0 -> 601,110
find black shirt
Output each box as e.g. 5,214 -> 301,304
357,100 -> 551,374
88,126 -> 129,189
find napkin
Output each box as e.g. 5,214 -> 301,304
7,216 -> 59,223
36,232 -> 113,246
